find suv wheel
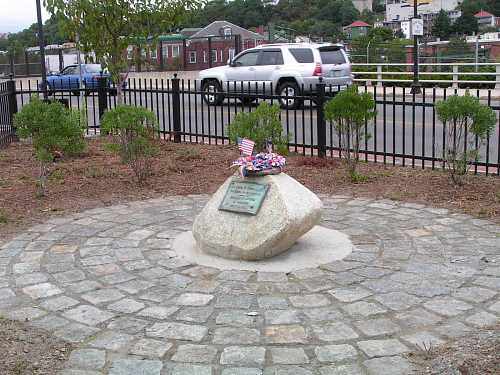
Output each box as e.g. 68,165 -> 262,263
202,80 -> 224,106
278,81 -> 301,110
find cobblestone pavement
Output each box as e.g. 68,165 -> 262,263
0,195 -> 499,375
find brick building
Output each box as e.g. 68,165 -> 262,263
132,21 -> 266,72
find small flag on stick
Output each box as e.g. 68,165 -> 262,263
237,137 -> 255,156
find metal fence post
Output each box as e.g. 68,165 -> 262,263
25,50 -> 30,77
171,74 -> 182,143
7,75 -> 18,132
452,65 -> 459,89
316,78 -> 327,158
208,37 -> 213,69
9,53 -> 15,78
496,65 -> 500,90
376,64 -> 383,87
97,74 -> 108,119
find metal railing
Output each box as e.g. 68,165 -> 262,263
3,76 -> 500,175
0,78 -> 17,147
352,63 -> 500,89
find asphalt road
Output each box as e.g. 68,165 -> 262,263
16,90 -> 500,166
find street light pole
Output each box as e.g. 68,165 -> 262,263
410,0 -> 421,94
36,0 -> 48,100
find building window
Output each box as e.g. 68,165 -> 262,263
211,49 -> 217,63
203,51 -> 207,63
189,51 -> 197,63
172,45 -> 180,58
161,43 -> 168,58
150,48 -> 157,60
220,50 -> 223,62
127,46 -> 134,60
228,48 -> 235,61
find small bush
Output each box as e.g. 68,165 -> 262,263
14,97 -> 85,196
436,93 -> 496,185
100,105 -> 158,183
324,86 -> 376,181
228,102 -> 289,154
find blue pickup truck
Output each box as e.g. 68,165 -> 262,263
43,64 -> 112,95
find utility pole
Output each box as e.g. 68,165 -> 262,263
410,0 -> 422,94
36,0 -> 48,100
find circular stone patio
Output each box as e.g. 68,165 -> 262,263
0,195 -> 499,375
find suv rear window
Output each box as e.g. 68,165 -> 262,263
319,48 -> 346,65
288,48 -> 314,63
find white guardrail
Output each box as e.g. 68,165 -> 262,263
352,63 -> 500,89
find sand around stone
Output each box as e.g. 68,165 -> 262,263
192,173 -> 323,260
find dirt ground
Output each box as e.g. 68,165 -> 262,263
0,317 -> 72,375
411,324 -> 500,375
0,138 -> 499,373
1,138 -> 499,242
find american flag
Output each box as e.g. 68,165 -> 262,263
238,138 -> 255,156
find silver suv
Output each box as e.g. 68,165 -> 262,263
199,43 -> 352,109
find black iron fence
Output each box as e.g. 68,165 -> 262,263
0,78 -> 17,147
3,76 -> 500,175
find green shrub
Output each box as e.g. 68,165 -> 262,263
228,102 -> 288,154
325,86 -> 376,180
436,93 -> 496,185
14,97 -> 85,196
100,105 -> 158,183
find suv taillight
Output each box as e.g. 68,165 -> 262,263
313,63 -> 322,77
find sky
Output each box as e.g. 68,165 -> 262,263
0,0 -> 50,33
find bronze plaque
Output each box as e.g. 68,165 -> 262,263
219,180 -> 269,215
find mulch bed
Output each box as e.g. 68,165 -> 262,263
0,317 -> 72,375
1,137 -> 499,242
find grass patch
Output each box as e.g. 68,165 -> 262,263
0,210 -> 7,224
175,147 -> 202,162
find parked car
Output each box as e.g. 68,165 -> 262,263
42,64 -> 112,96
198,43 -> 353,109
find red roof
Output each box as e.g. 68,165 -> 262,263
348,21 -> 371,28
475,10 -> 494,18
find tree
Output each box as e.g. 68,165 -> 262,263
44,0 -> 199,104
432,10 -> 452,40
324,86 -> 376,180
436,93 -> 496,185
372,0 -> 385,13
453,12 -> 479,36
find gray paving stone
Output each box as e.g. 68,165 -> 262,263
138,306 -> 179,319
176,306 -> 214,323
172,344 -> 218,363
424,297 -> 474,317
176,293 -> 214,306
400,331 -> 445,348
270,347 -> 309,364
315,344 -> 358,363
107,298 -> 145,313
109,358 -> 162,375
213,327 -> 260,344
372,292 -> 422,311
395,308 -> 443,328
129,339 -> 172,359
53,270 -> 87,283
263,366 -> 313,375
115,279 -> 155,294
312,322 -> 359,342
319,363 -> 366,375
354,318 -> 401,336
32,315 -> 70,330
5,306 -> 47,321
434,320 -> 473,339
88,330 -> 135,350
302,307 -> 344,322
216,310 -> 259,326
81,289 -> 125,305
453,287 -> 497,303
68,349 -> 106,370
257,272 -> 288,282
465,311 -> 499,328
168,363 -> 212,375
107,317 -> 149,334
217,270 -> 253,281
15,272 -> 48,286
215,294 -> 254,309
221,346 -> 266,366
147,322 -> 208,342
0,288 -> 15,299
258,296 -> 289,309
342,301 -> 387,317
329,287 -> 372,303
357,339 -> 409,357
57,370 -> 103,375
63,305 -> 115,326
265,325 -> 308,344
54,323 -> 100,343
221,369 -> 262,375
289,294 -> 330,308
488,301 -> 500,313
22,282 -> 62,299
363,356 -> 415,375
264,309 -> 301,325
41,295 -> 80,311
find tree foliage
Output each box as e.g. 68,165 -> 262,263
453,12 -> 479,36
436,93 -> 496,185
228,102 -> 289,154
432,10 -> 452,40
324,86 -> 376,179
14,97 -> 85,196
44,0 -> 199,103
100,105 -> 158,183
